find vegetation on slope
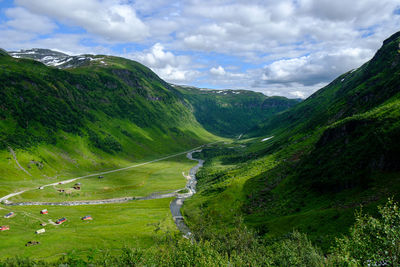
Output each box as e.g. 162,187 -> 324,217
248,31 -> 400,139
0,52 -> 212,150
174,85 -> 299,137
0,50 -> 219,198
182,31 -> 400,253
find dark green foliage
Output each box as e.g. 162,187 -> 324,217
243,32 -> 400,227
333,198 -> 400,266
87,129 -> 122,153
298,113 -> 400,192
175,86 -> 299,137
0,52 -> 205,152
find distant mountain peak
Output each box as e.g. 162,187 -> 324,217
8,48 -> 107,69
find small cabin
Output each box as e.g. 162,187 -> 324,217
35,228 -> 45,234
40,209 -> 48,215
40,222 -> 47,226
56,217 -> 67,225
98,176 -> 104,179
0,226 -> 10,231
38,186 -> 44,190
81,215 -> 93,221
4,212 -> 15,218
75,182 -> 81,186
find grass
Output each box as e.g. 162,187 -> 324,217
0,138 -> 214,261
10,154 -> 197,202
0,198 -> 177,261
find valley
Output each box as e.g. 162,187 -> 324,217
0,147 -> 205,260
0,31 -> 400,266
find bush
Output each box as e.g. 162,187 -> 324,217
332,198 -> 400,266
269,231 -> 325,267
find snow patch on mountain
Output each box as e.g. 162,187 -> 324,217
8,49 -> 106,69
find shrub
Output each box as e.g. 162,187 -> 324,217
332,198 -> 400,266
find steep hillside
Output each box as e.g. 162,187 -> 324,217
182,31 -> 400,251
248,31 -> 400,139
174,85 -> 299,137
0,50 -> 217,197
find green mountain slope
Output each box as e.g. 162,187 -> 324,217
174,85 -> 299,137
248,31 -> 400,139
182,31 -> 400,251
0,51 -> 218,197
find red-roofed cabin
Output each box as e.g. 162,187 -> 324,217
40,209 -> 48,215
56,217 -> 67,224
0,226 -> 10,231
82,215 -> 92,221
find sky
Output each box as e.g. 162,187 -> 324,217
0,0 -> 400,98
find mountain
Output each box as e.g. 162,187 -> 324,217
0,49 -> 220,199
1,50 -> 211,150
182,31 -> 400,251
1,48 -> 296,199
9,48 -> 101,69
245,31 -> 400,190
174,85 -> 300,137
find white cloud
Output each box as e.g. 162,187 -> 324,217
260,48 -> 371,86
5,7 -> 57,34
290,91 -> 307,99
15,0 -> 148,42
0,29 -> 36,50
251,82 -> 328,99
130,43 -> 198,83
2,0 -> 400,98
210,66 -> 226,76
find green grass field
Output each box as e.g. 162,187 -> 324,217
0,145 -> 204,261
0,198 -> 177,261
9,154 -> 197,203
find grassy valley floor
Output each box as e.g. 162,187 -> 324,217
0,198 -> 176,260
0,144 -> 209,261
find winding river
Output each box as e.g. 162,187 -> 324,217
170,150 -> 204,237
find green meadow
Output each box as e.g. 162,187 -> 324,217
0,198 -> 177,261
10,154 -> 197,203
0,138 -> 207,260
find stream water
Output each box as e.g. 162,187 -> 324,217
170,150 -> 204,237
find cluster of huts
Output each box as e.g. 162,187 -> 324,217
1,209 -> 93,236
1,180 -> 99,246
